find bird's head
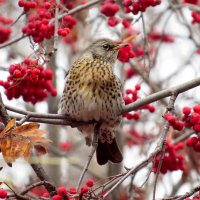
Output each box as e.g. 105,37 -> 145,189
86,38 -> 128,64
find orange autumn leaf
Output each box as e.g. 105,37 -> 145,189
0,119 -> 51,166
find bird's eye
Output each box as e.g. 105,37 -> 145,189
102,44 -> 110,50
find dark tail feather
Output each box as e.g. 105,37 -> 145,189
96,138 -> 123,165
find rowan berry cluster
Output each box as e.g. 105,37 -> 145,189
117,44 -> 135,62
153,141 -> 185,174
0,16 -> 12,44
0,59 -> 57,104
19,0 -> 77,42
148,32 -> 174,43
164,113 -> 184,131
127,129 -> 155,145
100,1 -> 120,17
19,0 -> 56,43
122,0 -> 161,15
0,189 -> 7,199
123,84 -> 155,120
44,179 -> 94,200
182,105 -> 200,132
186,136 -> 200,152
124,66 -> 137,79
57,15 -> 77,37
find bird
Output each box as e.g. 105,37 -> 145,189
58,38 -> 127,165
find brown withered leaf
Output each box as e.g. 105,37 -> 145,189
0,119 -> 51,166
34,144 -> 48,156
0,118 -> 16,135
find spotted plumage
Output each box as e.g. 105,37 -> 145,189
58,39 -> 126,165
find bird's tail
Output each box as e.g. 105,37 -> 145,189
96,138 -> 123,165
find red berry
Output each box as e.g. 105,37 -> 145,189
148,105 -> 155,113
108,17 -> 119,27
135,84 -> 141,90
52,195 -> 62,200
51,89 -> 57,96
126,113 -> 133,120
193,142 -> 200,152
173,121 -> 184,131
193,124 -> 200,132
183,107 -> 191,115
69,187 -> 76,194
80,186 -> 88,194
18,0 -> 25,7
186,136 -> 198,147
124,66 -> 135,79
132,112 -> 140,120
190,113 -> 200,124
13,69 -> 22,78
86,179 -> 94,187
122,0 -> 132,7
0,189 -> 7,199
193,105 -> 200,114
57,186 -> 67,197
44,2 -> 51,9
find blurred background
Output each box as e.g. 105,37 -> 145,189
0,0 -> 200,199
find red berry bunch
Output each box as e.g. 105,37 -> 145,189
20,0 -> 57,43
107,17 -> 119,27
100,1 -> 120,17
0,58 -> 57,104
124,66 -> 136,79
123,84 -> 155,120
58,15 -> 77,37
122,18 -> 131,28
59,141 -> 73,152
117,44 -> 135,62
182,105 -> 200,132
153,141 -> 185,174
0,16 -> 12,44
127,129 -> 155,145
191,12 -> 200,24
133,47 -> 145,57
0,189 -> 7,199
123,0 -> 161,15
18,0 -> 37,12
186,136 -> 200,152
148,31 -> 174,43
164,113 -> 184,131
51,179 -> 94,199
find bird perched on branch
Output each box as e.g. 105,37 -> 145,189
58,38 -> 127,165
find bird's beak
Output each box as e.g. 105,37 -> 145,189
113,43 -> 129,50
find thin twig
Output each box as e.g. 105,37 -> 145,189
76,123 -> 102,191
9,11 -> 25,27
152,94 -> 178,200
50,0 -> 101,23
0,35 -> 27,49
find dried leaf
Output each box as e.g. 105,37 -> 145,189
1,119 -> 16,135
34,144 -> 48,155
0,120 -> 51,166
12,123 -> 39,135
